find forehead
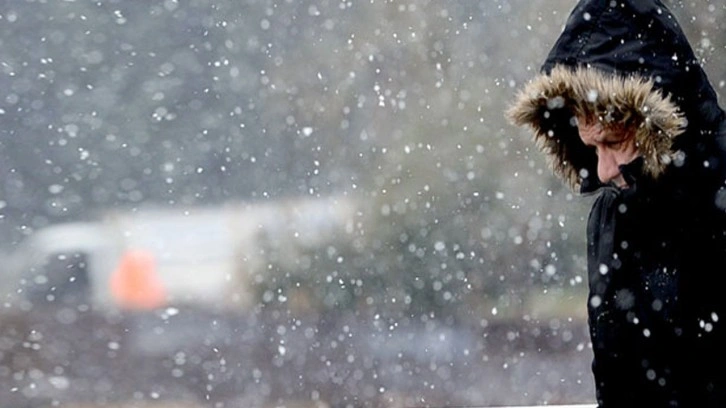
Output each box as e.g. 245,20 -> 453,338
578,120 -> 632,143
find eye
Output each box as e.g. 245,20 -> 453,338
604,140 -> 624,148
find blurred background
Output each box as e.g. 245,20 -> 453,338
0,1 -> 724,407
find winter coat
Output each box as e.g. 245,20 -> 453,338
508,1 -> 726,406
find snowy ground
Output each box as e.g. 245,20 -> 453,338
0,306 -> 595,408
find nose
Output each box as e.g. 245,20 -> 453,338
597,149 -> 621,184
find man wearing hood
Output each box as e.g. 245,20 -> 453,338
508,1 -> 726,406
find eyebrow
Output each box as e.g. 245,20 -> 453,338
593,127 -> 632,144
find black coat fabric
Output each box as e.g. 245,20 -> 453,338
509,1 -> 726,406
586,161 -> 726,406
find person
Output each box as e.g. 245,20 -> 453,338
507,0 -> 726,406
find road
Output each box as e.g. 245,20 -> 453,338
0,306 -> 595,407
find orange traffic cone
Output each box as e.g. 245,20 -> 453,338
110,249 -> 167,310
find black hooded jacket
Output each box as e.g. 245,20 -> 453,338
509,1 -> 726,406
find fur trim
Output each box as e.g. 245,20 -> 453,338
506,65 -> 686,190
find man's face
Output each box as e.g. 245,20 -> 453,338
577,116 -> 639,188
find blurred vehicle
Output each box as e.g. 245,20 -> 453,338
2,197 -> 355,312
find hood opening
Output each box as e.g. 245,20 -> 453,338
507,65 -> 686,192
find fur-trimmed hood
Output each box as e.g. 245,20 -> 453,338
507,65 -> 685,190
507,0 -> 724,193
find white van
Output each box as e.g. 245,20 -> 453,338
3,197 -> 355,312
